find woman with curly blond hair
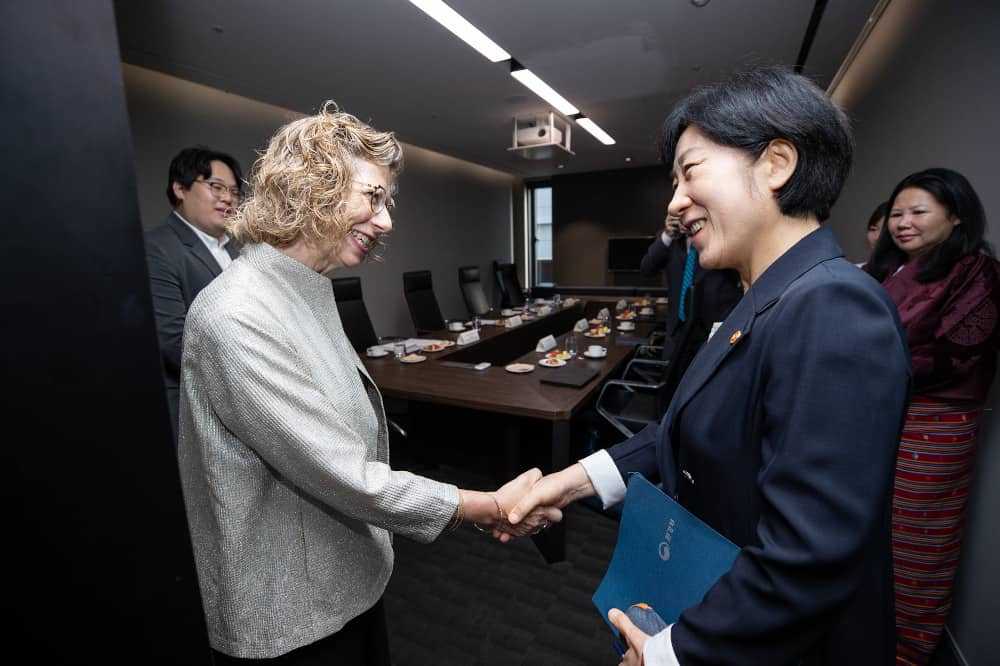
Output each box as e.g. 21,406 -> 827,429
176,104 -> 555,665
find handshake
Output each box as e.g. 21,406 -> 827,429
456,464 -> 596,541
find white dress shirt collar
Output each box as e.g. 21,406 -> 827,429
173,210 -> 233,270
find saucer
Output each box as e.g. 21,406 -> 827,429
399,354 -> 427,364
505,363 -> 535,374
538,358 -> 566,368
365,349 -> 388,358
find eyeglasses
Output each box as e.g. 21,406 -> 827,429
353,181 -> 395,215
196,179 -> 241,201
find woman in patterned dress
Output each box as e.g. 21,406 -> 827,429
867,168 -> 1000,664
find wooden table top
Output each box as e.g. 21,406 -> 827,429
363,303 -> 655,421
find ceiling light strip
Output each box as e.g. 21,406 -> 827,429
575,117 -> 615,145
407,0 -> 510,62
407,2 -> 615,147
509,65 -> 579,116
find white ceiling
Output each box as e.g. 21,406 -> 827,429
115,0 -> 878,178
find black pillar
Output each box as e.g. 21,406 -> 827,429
1,2 -> 211,663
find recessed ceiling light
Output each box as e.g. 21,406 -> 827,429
575,117 -> 615,145
408,0 -> 510,62
509,64 -> 579,116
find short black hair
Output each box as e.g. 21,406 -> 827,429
868,201 -> 889,230
867,168 -> 991,283
166,146 -> 243,207
659,65 -> 854,222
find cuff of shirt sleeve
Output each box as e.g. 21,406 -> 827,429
661,231 -> 674,247
643,625 -> 679,666
579,450 -> 627,509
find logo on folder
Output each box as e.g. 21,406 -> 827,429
658,518 -> 677,561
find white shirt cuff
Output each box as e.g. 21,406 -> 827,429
579,450 -> 627,509
643,625 -> 680,666
661,231 -> 674,247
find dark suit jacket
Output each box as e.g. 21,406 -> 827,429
145,212 -> 239,439
611,227 -> 910,664
640,235 -> 742,359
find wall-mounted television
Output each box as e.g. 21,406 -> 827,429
607,236 -> 655,272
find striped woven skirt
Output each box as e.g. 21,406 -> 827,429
892,397 -> 981,665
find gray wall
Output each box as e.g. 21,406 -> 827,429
123,64 -> 515,337
828,4 -> 1000,663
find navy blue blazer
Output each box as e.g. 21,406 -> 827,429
609,227 -> 910,665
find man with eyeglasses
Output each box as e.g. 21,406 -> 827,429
144,146 -> 243,443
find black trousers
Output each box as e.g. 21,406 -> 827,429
212,599 -> 391,666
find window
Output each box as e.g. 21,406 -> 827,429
529,185 -> 553,284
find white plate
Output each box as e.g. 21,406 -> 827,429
365,349 -> 388,358
538,358 -> 566,367
584,331 -> 607,338
656,297 -> 668,304
583,349 -> 607,359
399,354 -> 427,364
505,363 -> 535,374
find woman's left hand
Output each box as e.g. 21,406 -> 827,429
609,609 -> 650,666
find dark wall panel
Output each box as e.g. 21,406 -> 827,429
551,165 -> 672,286
0,2 -> 210,663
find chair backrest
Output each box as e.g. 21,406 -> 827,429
330,277 -> 379,352
402,270 -> 446,333
493,261 -> 525,308
458,265 -> 491,316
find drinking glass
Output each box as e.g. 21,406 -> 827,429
473,315 -> 481,332
553,293 -> 562,308
566,332 -> 578,358
393,342 -> 406,360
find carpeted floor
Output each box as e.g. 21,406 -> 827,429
383,465 -> 621,666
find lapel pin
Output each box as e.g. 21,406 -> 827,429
729,330 -> 743,345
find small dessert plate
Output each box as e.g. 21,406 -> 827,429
538,357 -> 567,368
505,363 -> 535,374
399,354 -> 427,364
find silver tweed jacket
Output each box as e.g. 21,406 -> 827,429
177,243 -> 458,659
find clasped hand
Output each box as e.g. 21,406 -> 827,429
488,464 -> 596,542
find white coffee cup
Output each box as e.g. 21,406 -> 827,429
619,321 -> 635,330
448,321 -> 465,331
501,308 -> 514,316
587,345 -> 604,356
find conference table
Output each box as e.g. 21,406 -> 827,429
363,298 -> 664,563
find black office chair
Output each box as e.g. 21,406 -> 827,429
402,270 -> 446,333
493,261 -> 526,308
329,276 -> 407,438
458,265 -> 491,317
330,277 -> 379,353
596,297 -> 712,437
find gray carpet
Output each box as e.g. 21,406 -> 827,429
383,466 -> 621,666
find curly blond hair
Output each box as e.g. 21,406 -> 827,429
228,102 -> 403,247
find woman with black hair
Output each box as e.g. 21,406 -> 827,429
867,168 -> 1000,664
508,66 -> 911,665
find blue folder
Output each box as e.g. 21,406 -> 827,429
592,474 -> 740,638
